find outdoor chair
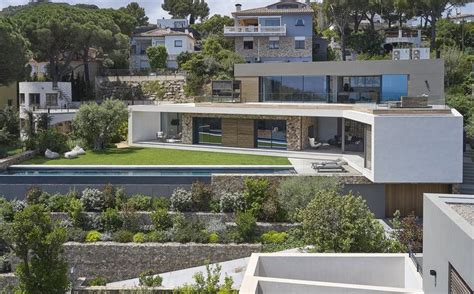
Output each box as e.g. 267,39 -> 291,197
309,138 -> 330,149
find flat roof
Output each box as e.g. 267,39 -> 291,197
426,194 -> 474,236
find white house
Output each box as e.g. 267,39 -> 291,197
130,28 -> 195,70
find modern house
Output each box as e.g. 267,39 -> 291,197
128,58 -> 463,217
239,193 -> 474,294
224,0 -> 314,63
130,27 -> 195,70
19,82 -> 77,132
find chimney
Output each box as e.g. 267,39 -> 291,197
235,4 -> 242,12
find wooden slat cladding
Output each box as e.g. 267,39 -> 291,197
222,118 -> 255,148
385,184 -> 451,217
239,77 -> 259,103
449,263 -> 473,294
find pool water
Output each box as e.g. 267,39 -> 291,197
2,167 -> 296,177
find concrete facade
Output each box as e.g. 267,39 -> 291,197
423,194 -> 474,293
240,253 -> 423,293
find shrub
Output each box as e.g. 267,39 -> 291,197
208,233 -> 219,243
152,197 -> 170,210
81,188 -> 106,212
0,198 -> 14,222
100,208 -> 123,232
151,208 -> 172,230
67,198 -> 88,229
139,270 -> 163,287
102,184 -> 116,209
66,227 -> 87,242
10,199 -> 26,213
35,129 -> 68,154
235,211 -> 256,243
205,218 -> 227,234
219,192 -> 244,213
112,230 -> 134,243
47,194 -> 71,212
88,276 -> 107,286
301,190 -> 390,253
120,203 -> 141,232
191,181 -> 213,211
242,178 -> 285,221
170,188 -> 193,212
146,230 -> 167,243
277,177 -> 342,221
85,230 -> 102,243
146,45 -> 168,69
127,194 -> 152,211
133,232 -> 146,243
115,188 -> 128,209
260,231 -> 288,244
26,186 -> 42,205
390,211 -> 423,253
171,214 -> 209,243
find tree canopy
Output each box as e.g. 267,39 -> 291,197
0,17 -> 29,86
120,2 -> 149,27
162,0 -> 210,24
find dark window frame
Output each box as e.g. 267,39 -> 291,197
174,40 -> 183,47
243,41 -> 254,50
268,40 -> 279,49
295,40 -> 305,49
295,19 -> 305,26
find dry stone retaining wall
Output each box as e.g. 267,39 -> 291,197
64,242 -> 262,282
0,151 -> 35,170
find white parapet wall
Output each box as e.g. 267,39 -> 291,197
240,253 -> 423,294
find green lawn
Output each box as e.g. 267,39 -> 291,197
23,147 -> 290,165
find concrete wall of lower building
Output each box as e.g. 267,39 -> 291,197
129,111 -> 161,143
423,194 -> 474,294
0,83 -> 17,108
372,111 -> 463,183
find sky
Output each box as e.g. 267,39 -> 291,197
0,0 -> 473,22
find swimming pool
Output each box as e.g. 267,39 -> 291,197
2,166 -> 296,177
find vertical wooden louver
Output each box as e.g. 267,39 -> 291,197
449,263 -> 473,294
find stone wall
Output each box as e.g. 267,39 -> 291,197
0,273 -> 17,293
96,78 -> 190,103
235,37 -> 312,61
64,242 -> 262,282
0,151 -> 35,170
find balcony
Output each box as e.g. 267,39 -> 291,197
224,25 -> 286,37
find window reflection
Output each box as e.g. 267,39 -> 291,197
256,120 -> 287,150
381,75 -> 408,102
260,76 -> 328,102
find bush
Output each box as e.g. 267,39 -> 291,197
146,45 -> 168,69
260,231 -> 288,244
170,188 -> 193,212
390,211 -> 423,253
88,276 -> 107,286
277,177 -> 342,221
191,181 -> 213,211
26,186 -> 42,205
102,184 -> 116,209
67,198 -> 88,229
100,208 -> 123,232
208,233 -> 219,243
85,230 -> 102,243
152,197 -> 170,210
112,230 -> 134,243
301,190 -> 390,253
146,230 -> 167,243
115,188 -> 128,209
81,188 -> 106,212
133,232 -> 146,243
127,194 -> 152,211
66,227 -> 87,242
47,193 -> 71,212
243,178 -> 285,222
235,211 -> 256,243
0,198 -> 14,222
151,208 -> 172,230
171,213 -> 209,243
120,203 -> 141,232
139,270 -> 163,287
219,192 -> 244,213
36,129 -> 68,154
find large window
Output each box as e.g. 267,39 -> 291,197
381,74 -> 408,102
260,76 -> 328,102
193,118 -> 222,145
339,76 -> 381,103
46,93 -> 58,106
29,93 -> 40,106
262,18 -> 280,26
256,120 -> 287,150
161,113 -> 182,141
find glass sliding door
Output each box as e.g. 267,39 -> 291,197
260,76 -> 328,103
193,118 -> 222,145
160,113 -> 182,140
256,120 -> 287,149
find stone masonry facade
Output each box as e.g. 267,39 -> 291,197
235,36 -> 312,61
181,113 -> 311,151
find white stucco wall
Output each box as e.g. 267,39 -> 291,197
19,82 -> 72,109
129,110 -> 161,143
371,110 -> 463,183
423,194 -> 474,294
165,35 -> 195,56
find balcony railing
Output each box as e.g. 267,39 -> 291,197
224,25 -> 286,36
